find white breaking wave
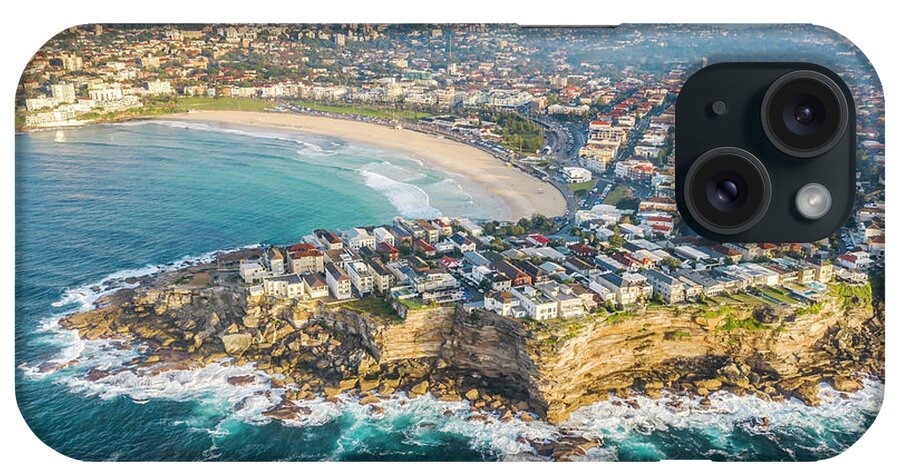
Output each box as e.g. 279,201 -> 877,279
562,379 -> 885,461
124,120 -> 331,153
51,245 -> 259,313
66,361 -> 277,406
22,241 -> 884,460
22,245 -> 259,375
359,169 -> 442,219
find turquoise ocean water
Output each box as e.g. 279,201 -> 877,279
15,121 -> 882,461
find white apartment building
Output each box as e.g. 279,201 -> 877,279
373,227 -> 396,246
342,228 -> 376,251
325,263 -> 352,300
50,83 -> 76,104
510,286 -> 558,320
239,260 -> 269,283
563,167 -> 593,183
537,283 -> 585,319
346,261 -> 374,296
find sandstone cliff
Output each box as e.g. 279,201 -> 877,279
59,258 -> 883,425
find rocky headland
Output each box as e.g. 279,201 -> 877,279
56,249 -> 884,457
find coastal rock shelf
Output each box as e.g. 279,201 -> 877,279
58,250 -> 884,429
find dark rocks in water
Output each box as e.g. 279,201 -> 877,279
552,435 -> 602,461
227,375 -> 257,386
739,416 -> 770,430
85,367 -> 111,381
55,253 -> 883,427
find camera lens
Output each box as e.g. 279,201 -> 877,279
684,147 -> 771,235
709,175 -> 746,211
793,104 -> 815,124
761,70 -> 849,158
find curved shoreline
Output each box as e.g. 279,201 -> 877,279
160,110 -> 566,221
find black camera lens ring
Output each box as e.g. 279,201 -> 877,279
760,70 -> 849,158
684,147 -> 772,235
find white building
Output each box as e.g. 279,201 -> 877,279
342,228 -> 376,251
346,261 -> 374,296
50,83 -> 76,104
373,227 -> 396,246
509,286 -> 559,320
325,263 -> 352,300
562,167 -> 593,184
239,260 -> 268,283
484,290 -> 527,318
145,79 -> 173,95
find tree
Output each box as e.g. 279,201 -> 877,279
609,226 -> 625,248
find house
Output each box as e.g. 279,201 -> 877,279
510,286 -> 559,320
263,274 -> 306,299
457,218 -> 484,237
239,259 -> 268,283
366,259 -> 394,294
590,272 -> 652,306
809,259 -> 834,283
641,269 -> 685,303
568,243 -> 597,258
389,225 -> 413,246
450,233 -> 477,252
434,240 -> 455,254
373,227 -> 396,246
438,256 -> 460,270
484,290 -> 526,318
376,242 -> 400,262
837,251 -> 872,270
537,282 -> 585,319
396,218 -> 426,241
463,251 -> 491,267
519,260 -> 550,285
314,229 -> 343,250
526,233 -> 552,247
492,260 -> 532,286
413,268 -> 459,293
491,272 -> 513,291
345,261 -> 374,296
287,243 -> 325,274
343,228 -> 376,251
432,218 -> 454,237
415,219 -> 440,243
414,239 -> 437,257
265,247 -> 286,275
564,256 -> 603,279
302,273 -> 330,299
677,270 -> 724,296
324,262 -> 352,300
562,166 -> 592,183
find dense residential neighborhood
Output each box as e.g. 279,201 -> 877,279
236,206 -> 876,323
21,23 -> 885,321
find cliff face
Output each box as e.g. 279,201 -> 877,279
60,264 -> 883,425
528,297 -> 882,422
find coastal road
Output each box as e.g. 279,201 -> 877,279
532,113 -> 590,231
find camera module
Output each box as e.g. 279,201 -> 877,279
761,70 -> 849,158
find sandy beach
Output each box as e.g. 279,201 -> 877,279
161,110 -> 566,221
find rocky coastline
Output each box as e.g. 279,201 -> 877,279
55,249 -> 884,459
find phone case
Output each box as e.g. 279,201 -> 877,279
15,23 -> 884,461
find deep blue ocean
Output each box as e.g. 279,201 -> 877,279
15,121 -> 882,461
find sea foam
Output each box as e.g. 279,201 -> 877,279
124,120 -> 331,153
359,169 -> 442,219
25,244 -> 885,461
